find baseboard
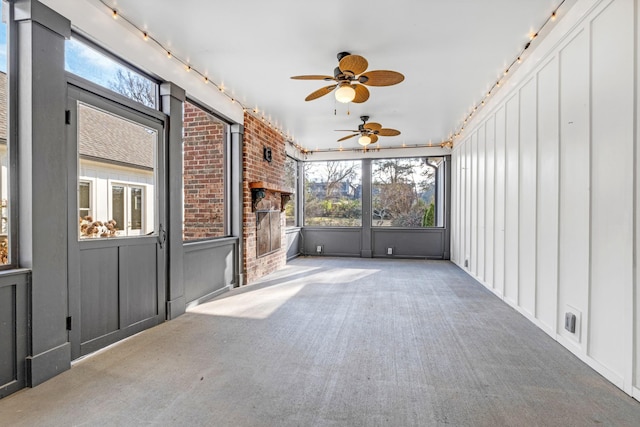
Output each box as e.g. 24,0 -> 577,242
185,285 -> 231,309
26,342 -> 71,387
166,296 -> 186,320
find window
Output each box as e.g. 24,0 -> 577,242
284,156 -> 298,227
0,10 -> 9,265
304,160 -> 362,227
182,101 -> 229,241
77,102 -> 157,239
65,37 -> 157,109
78,181 -> 92,219
111,183 -> 145,236
371,157 -> 444,228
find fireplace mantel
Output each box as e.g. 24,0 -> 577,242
249,181 -> 294,211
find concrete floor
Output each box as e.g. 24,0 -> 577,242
1,257 -> 640,426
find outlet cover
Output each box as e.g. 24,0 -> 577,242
316,245 -> 323,253
464,259 -> 469,267
387,247 -> 393,255
564,305 -> 582,343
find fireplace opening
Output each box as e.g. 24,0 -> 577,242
256,210 -> 281,257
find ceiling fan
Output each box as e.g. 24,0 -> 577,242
291,52 -> 404,104
336,116 -> 401,146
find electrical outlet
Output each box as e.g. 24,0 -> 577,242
564,312 -> 576,333
564,305 -> 582,342
316,245 -> 323,254
387,247 -> 393,255
464,259 -> 469,267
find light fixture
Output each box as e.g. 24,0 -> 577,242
335,84 -> 356,103
358,135 -> 372,146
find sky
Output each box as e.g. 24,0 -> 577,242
65,38 -> 128,89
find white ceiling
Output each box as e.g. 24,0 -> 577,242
96,0 -> 568,153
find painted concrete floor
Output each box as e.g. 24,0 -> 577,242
1,258 -> 639,426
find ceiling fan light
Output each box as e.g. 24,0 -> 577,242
335,84 -> 356,103
358,135 -> 372,146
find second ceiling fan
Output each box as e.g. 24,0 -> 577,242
336,116 -> 401,146
291,52 -> 404,104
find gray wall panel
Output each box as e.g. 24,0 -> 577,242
372,229 -> 445,259
121,244 -> 158,325
0,271 -> 29,398
184,239 -> 236,303
79,247 -> 119,343
0,286 -> 16,387
302,228 -> 362,256
286,228 -> 301,260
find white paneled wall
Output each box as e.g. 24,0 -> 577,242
451,0 -> 638,399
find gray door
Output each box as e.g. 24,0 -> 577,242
67,84 -> 167,359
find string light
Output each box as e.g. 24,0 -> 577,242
452,1 -> 566,144
96,2 -> 310,151
103,1 -> 566,154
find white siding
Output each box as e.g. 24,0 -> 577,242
451,0 -> 639,398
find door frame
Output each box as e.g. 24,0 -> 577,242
66,75 -> 168,360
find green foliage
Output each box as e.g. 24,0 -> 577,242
422,202 -> 435,227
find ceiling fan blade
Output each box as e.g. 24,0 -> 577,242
339,54 -> 368,75
360,70 -> 405,86
378,128 -> 401,137
364,122 -> 382,131
291,75 -> 335,81
370,134 -> 379,144
352,85 -> 370,103
337,134 -> 358,142
304,84 -> 337,101
334,129 -> 359,132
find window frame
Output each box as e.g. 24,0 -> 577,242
78,179 -> 93,220
108,181 -> 147,237
284,155 -> 299,228
370,156 -> 444,229
2,1 -> 17,268
64,33 -> 160,110
303,159 -> 363,228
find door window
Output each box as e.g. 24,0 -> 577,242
77,102 -> 157,239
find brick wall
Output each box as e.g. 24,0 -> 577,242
243,113 -> 287,284
183,102 -> 226,240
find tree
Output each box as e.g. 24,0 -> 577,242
322,161 -> 358,199
109,69 -> 155,108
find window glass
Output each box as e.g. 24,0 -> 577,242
65,37 -> 157,108
371,157 -> 443,227
182,101 -> 228,241
78,103 -> 157,239
0,15 -> 9,264
284,157 -> 297,227
78,181 -> 91,219
304,160 -> 362,227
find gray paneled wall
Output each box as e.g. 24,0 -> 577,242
183,238 -> 237,305
451,0 -> 639,400
0,271 -> 29,398
286,228 -> 302,261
